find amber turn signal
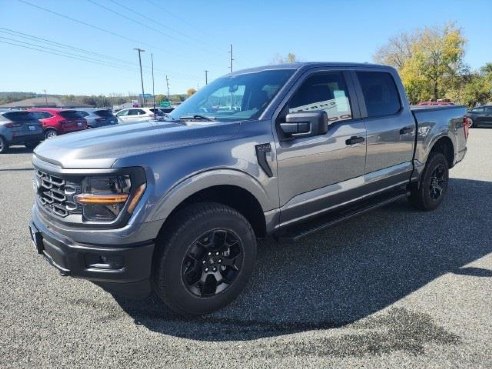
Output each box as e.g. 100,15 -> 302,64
127,184 -> 146,213
75,193 -> 129,205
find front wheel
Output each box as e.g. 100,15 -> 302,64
409,152 -> 449,211
153,202 -> 257,316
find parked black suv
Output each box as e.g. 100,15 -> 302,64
466,105 -> 492,128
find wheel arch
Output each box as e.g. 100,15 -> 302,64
429,135 -> 454,169
159,185 -> 267,239
150,170 -> 272,241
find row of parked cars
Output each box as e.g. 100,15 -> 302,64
0,107 -> 169,153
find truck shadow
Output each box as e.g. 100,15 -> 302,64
111,177 -> 492,342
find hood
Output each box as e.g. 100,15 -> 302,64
33,120 -> 240,169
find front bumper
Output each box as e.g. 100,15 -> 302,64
29,209 -> 155,298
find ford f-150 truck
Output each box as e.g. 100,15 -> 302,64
29,63 -> 469,316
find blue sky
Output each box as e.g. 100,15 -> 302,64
1,0 -> 491,96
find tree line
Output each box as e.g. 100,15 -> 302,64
374,23 -> 491,106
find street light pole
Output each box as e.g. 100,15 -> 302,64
205,70 -> 208,85
134,48 -> 145,107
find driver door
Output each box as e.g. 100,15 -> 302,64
275,70 -> 367,226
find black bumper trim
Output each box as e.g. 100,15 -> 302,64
29,219 -> 155,285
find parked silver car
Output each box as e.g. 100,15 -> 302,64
0,110 -> 44,153
75,108 -> 118,128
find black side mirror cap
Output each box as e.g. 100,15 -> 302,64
280,110 -> 328,138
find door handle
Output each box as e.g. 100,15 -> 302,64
345,136 -> 365,145
400,126 -> 413,135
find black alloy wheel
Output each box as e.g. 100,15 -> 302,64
182,229 -> 243,297
409,151 -> 449,211
153,202 -> 257,316
429,164 -> 447,200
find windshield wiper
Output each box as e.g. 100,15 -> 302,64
179,114 -> 216,122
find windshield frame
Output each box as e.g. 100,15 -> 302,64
168,68 -> 296,123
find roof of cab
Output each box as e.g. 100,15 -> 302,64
228,62 -> 394,76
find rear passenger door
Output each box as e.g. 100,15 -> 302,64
354,70 -> 415,187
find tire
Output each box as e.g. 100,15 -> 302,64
153,202 -> 257,316
409,152 -> 449,211
45,129 -> 57,139
25,142 -> 40,150
0,136 -> 9,153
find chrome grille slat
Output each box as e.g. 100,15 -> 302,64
35,169 -> 81,218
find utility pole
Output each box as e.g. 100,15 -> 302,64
43,89 -> 48,105
165,75 -> 170,100
134,48 -> 145,107
229,44 -> 234,73
204,70 -> 208,85
151,53 -> 156,114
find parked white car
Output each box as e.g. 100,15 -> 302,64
115,108 -> 165,124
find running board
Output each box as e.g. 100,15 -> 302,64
277,190 -> 408,242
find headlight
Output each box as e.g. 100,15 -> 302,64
75,174 -> 146,222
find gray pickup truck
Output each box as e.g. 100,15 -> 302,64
29,63 -> 468,316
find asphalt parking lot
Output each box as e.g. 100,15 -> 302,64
0,129 -> 491,369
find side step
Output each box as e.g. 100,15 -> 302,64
277,190 -> 408,242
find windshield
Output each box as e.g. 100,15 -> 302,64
168,69 -> 295,122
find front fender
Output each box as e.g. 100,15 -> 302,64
148,169 -> 272,223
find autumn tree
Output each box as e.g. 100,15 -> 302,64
374,24 -> 467,103
187,88 -> 197,96
272,52 -> 298,64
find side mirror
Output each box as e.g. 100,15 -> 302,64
280,111 -> 328,138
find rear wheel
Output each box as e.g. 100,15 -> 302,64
153,202 -> 257,316
409,152 -> 449,211
0,136 -> 9,153
45,129 -> 57,139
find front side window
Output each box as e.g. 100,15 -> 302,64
127,109 -> 143,116
168,69 -> 295,122
357,71 -> 401,118
116,109 -> 129,116
288,72 -> 353,123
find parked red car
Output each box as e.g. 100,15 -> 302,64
29,108 -> 88,139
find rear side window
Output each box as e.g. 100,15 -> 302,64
31,112 -> 53,119
357,72 -> 401,118
288,72 -> 353,123
95,109 -> 114,117
59,110 -> 83,119
3,111 -> 36,121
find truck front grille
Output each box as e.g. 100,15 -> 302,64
35,170 -> 80,217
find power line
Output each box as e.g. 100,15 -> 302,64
0,28 -> 136,68
109,0 -> 199,45
85,0 -> 186,45
0,37 -> 132,71
17,0 -> 144,46
16,0 -> 202,79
